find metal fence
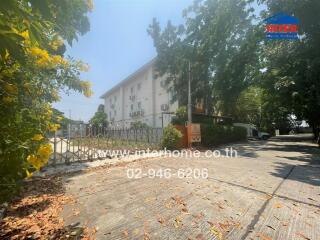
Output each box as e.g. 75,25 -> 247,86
48,125 -> 163,165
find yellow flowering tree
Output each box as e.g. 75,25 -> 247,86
0,0 -> 93,202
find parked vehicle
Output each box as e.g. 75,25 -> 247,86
233,123 -> 271,140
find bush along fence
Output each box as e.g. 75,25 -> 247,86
49,124 -> 163,165
200,124 -> 247,147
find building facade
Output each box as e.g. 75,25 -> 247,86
100,58 -> 178,128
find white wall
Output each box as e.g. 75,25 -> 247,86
104,63 -> 178,128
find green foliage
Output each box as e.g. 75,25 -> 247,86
201,124 -> 247,147
149,0 -> 320,138
171,106 -> 187,125
258,0 -> 320,138
0,0 -> 92,202
148,0 -> 260,115
192,114 -> 214,125
0,0 -> 92,61
235,86 -> 263,127
89,104 -> 108,127
161,124 -> 183,150
130,121 -> 150,129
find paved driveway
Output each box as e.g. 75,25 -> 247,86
61,139 -> 320,240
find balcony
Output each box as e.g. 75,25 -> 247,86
129,110 -> 145,118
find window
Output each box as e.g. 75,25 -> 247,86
130,104 -> 133,111
137,83 -> 141,90
109,111 -> 112,117
138,102 -> 141,109
114,110 -> 117,116
131,87 -> 134,93
114,96 -> 117,101
169,89 -> 174,101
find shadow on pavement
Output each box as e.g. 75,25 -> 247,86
265,139 -> 320,187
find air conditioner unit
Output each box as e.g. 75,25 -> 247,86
161,104 -> 169,111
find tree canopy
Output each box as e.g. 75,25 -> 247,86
0,0 -> 93,202
148,0 -> 320,137
89,104 -> 108,127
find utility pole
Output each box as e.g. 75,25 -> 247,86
187,61 -> 192,148
188,61 -> 192,125
68,109 -> 71,140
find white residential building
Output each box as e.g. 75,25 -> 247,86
100,58 -> 178,128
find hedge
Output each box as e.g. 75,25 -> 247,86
161,124 -> 183,150
201,124 -> 247,147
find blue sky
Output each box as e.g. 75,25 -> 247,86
53,0 -> 194,121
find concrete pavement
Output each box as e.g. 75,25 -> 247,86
61,139 -> 320,240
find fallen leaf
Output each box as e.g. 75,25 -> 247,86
274,203 -> 284,209
218,222 -> 230,232
157,217 -> 165,225
256,232 -> 272,240
181,207 -> 189,213
144,232 -> 151,240
196,233 -> 205,240
217,203 -> 225,209
122,230 -> 129,237
210,226 -> 223,240
282,222 -> 288,227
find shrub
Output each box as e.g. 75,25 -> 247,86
171,106 -> 187,125
0,1 -> 92,203
130,121 -> 150,129
201,124 -> 247,147
161,124 -> 183,150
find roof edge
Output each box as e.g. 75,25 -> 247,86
100,57 -> 157,99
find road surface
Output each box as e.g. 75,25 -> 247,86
61,139 -> 320,240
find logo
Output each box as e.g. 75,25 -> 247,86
264,13 -> 299,40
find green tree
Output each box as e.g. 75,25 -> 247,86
148,0 -> 260,115
171,106 -> 187,125
149,0 -> 320,139
235,86 -> 263,126
259,0 -> 320,138
0,0 -> 92,202
89,104 -> 108,127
